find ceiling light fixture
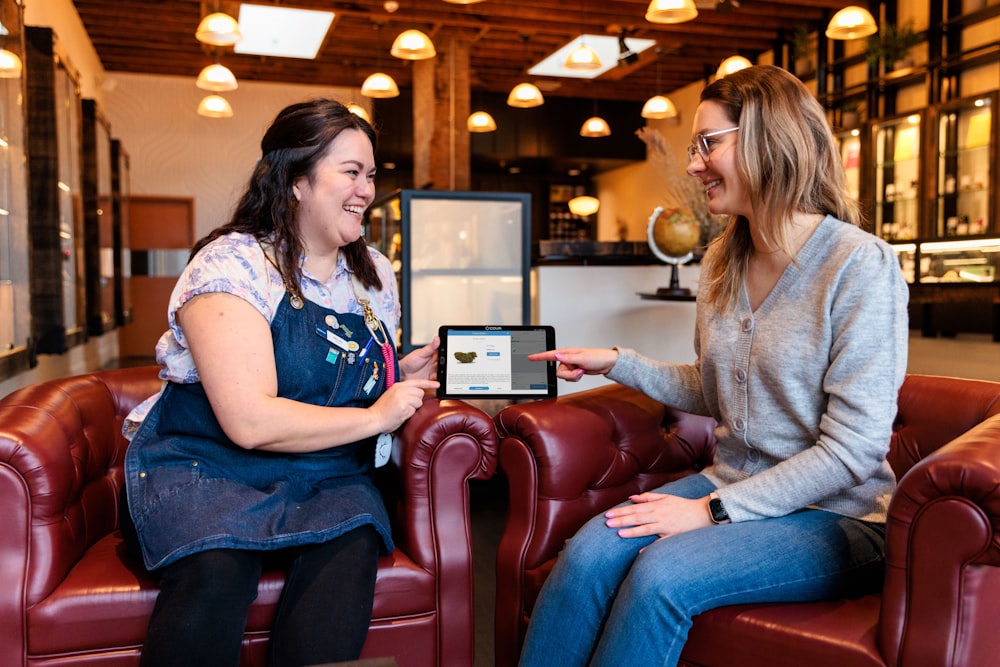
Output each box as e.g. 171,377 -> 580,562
196,62 -> 238,91
390,28 -> 436,60
0,47 -> 21,78
362,23 -> 400,98
442,0 -> 487,3
825,6 -> 878,40
347,103 -> 371,123
361,72 -> 400,98
0,16 -> 21,79
467,110 -> 498,132
716,54 -> 752,79
642,95 -> 678,120
645,0 -> 698,24
580,116 -> 611,137
564,42 -> 602,70
195,11 -> 242,46
568,195 -> 600,217
641,48 -> 678,120
508,35 -> 544,108
197,94 -> 234,118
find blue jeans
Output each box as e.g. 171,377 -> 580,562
518,474 -> 886,667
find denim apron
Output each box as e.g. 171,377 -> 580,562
124,293 -> 398,571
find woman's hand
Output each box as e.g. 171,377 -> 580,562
527,347 -> 619,382
369,378 -> 440,433
399,336 -> 440,381
604,493 -> 714,543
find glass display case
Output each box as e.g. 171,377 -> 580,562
82,99 -> 116,335
872,112 -> 922,241
889,242 -> 918,284
399,190 -> 531,354
0,0 -> 30,379
935,93 -> 994,238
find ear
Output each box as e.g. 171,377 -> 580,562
292,178 -> 303,201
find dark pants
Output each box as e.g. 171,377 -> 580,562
129,522 -> 380,667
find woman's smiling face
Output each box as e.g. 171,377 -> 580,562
292,128 -> 377,255
686,100 -> 751,220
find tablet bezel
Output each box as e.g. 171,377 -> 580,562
435,325 -> 557,400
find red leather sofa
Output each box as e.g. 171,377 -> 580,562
0,366 -> 498,667
494,374 -> 1000,667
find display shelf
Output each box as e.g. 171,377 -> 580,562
935,93 -> 995,238
872,112 -> 923,241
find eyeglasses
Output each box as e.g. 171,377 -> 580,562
686,127 -> 739,163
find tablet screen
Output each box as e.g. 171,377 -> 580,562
436,325 -> 557,400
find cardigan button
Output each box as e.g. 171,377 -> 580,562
741,318 -> 753,332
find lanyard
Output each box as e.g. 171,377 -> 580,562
350,273 -> 394,388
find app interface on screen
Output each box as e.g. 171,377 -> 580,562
445,329 -> 549,395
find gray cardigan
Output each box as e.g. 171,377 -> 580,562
608,216 -> 909,523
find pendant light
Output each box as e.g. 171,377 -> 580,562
580,116 -> 611,137
391,28 -> 436,60
195,11 -> 241,46
0,47 -> 21,79
565,42 -> 602,70
347,103 -> 372,124
196,61 -> 238,92
567,195 -> 600,217
641,48 -> 678,120
362,23 -> 400,99
467,110 -> 497,132
716,55 -> 752,79
645,0 -> 698,24
361,72 -> 400,98
0,5 -> 22,78
825,6 -> 878,40
197,94 -> 234,118
508,34 -> 544,108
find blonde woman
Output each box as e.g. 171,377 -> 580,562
521,66 -> 908,667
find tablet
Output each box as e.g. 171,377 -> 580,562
436,325 -> 557,400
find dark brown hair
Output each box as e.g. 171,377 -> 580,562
190,99 -> 382,293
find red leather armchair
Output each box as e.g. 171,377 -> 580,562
0,366 -> 498,667
494,375 -> 1000,667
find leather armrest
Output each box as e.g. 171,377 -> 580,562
879,413 -> 1000,667
388,396 -> 498,568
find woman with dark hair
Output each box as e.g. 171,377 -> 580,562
121,98 -> 439,667
520,66 -> 908,666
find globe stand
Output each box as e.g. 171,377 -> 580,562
654,254 -> 694,298
638,206 -> 698,301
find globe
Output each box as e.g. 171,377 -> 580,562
643,206 -> 701,299
648,207 -> 701,263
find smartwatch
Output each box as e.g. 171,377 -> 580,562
709,495 -> 730,524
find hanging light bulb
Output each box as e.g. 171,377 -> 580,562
641,95 -> 678,120
825,6 -> 878,40
716,55 -> 752,79
195,12 -> 242,46
567,195 -> 600,217
361,72 -> 400,98
0,48 -> 21,78
196,62 -> 238,91
347,103 -> 371,124
645,0 -> 698,24
508,35 -> 544,108
390,29 -> 436,60
197,94 -> 234,118
564,42 -> 602,71
580,116 -> 611,137
507,82 -> 544,108
467,111 -> 497,133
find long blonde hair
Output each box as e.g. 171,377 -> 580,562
699,65 -> 862,310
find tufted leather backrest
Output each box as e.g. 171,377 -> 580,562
0,367 -> 162,606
